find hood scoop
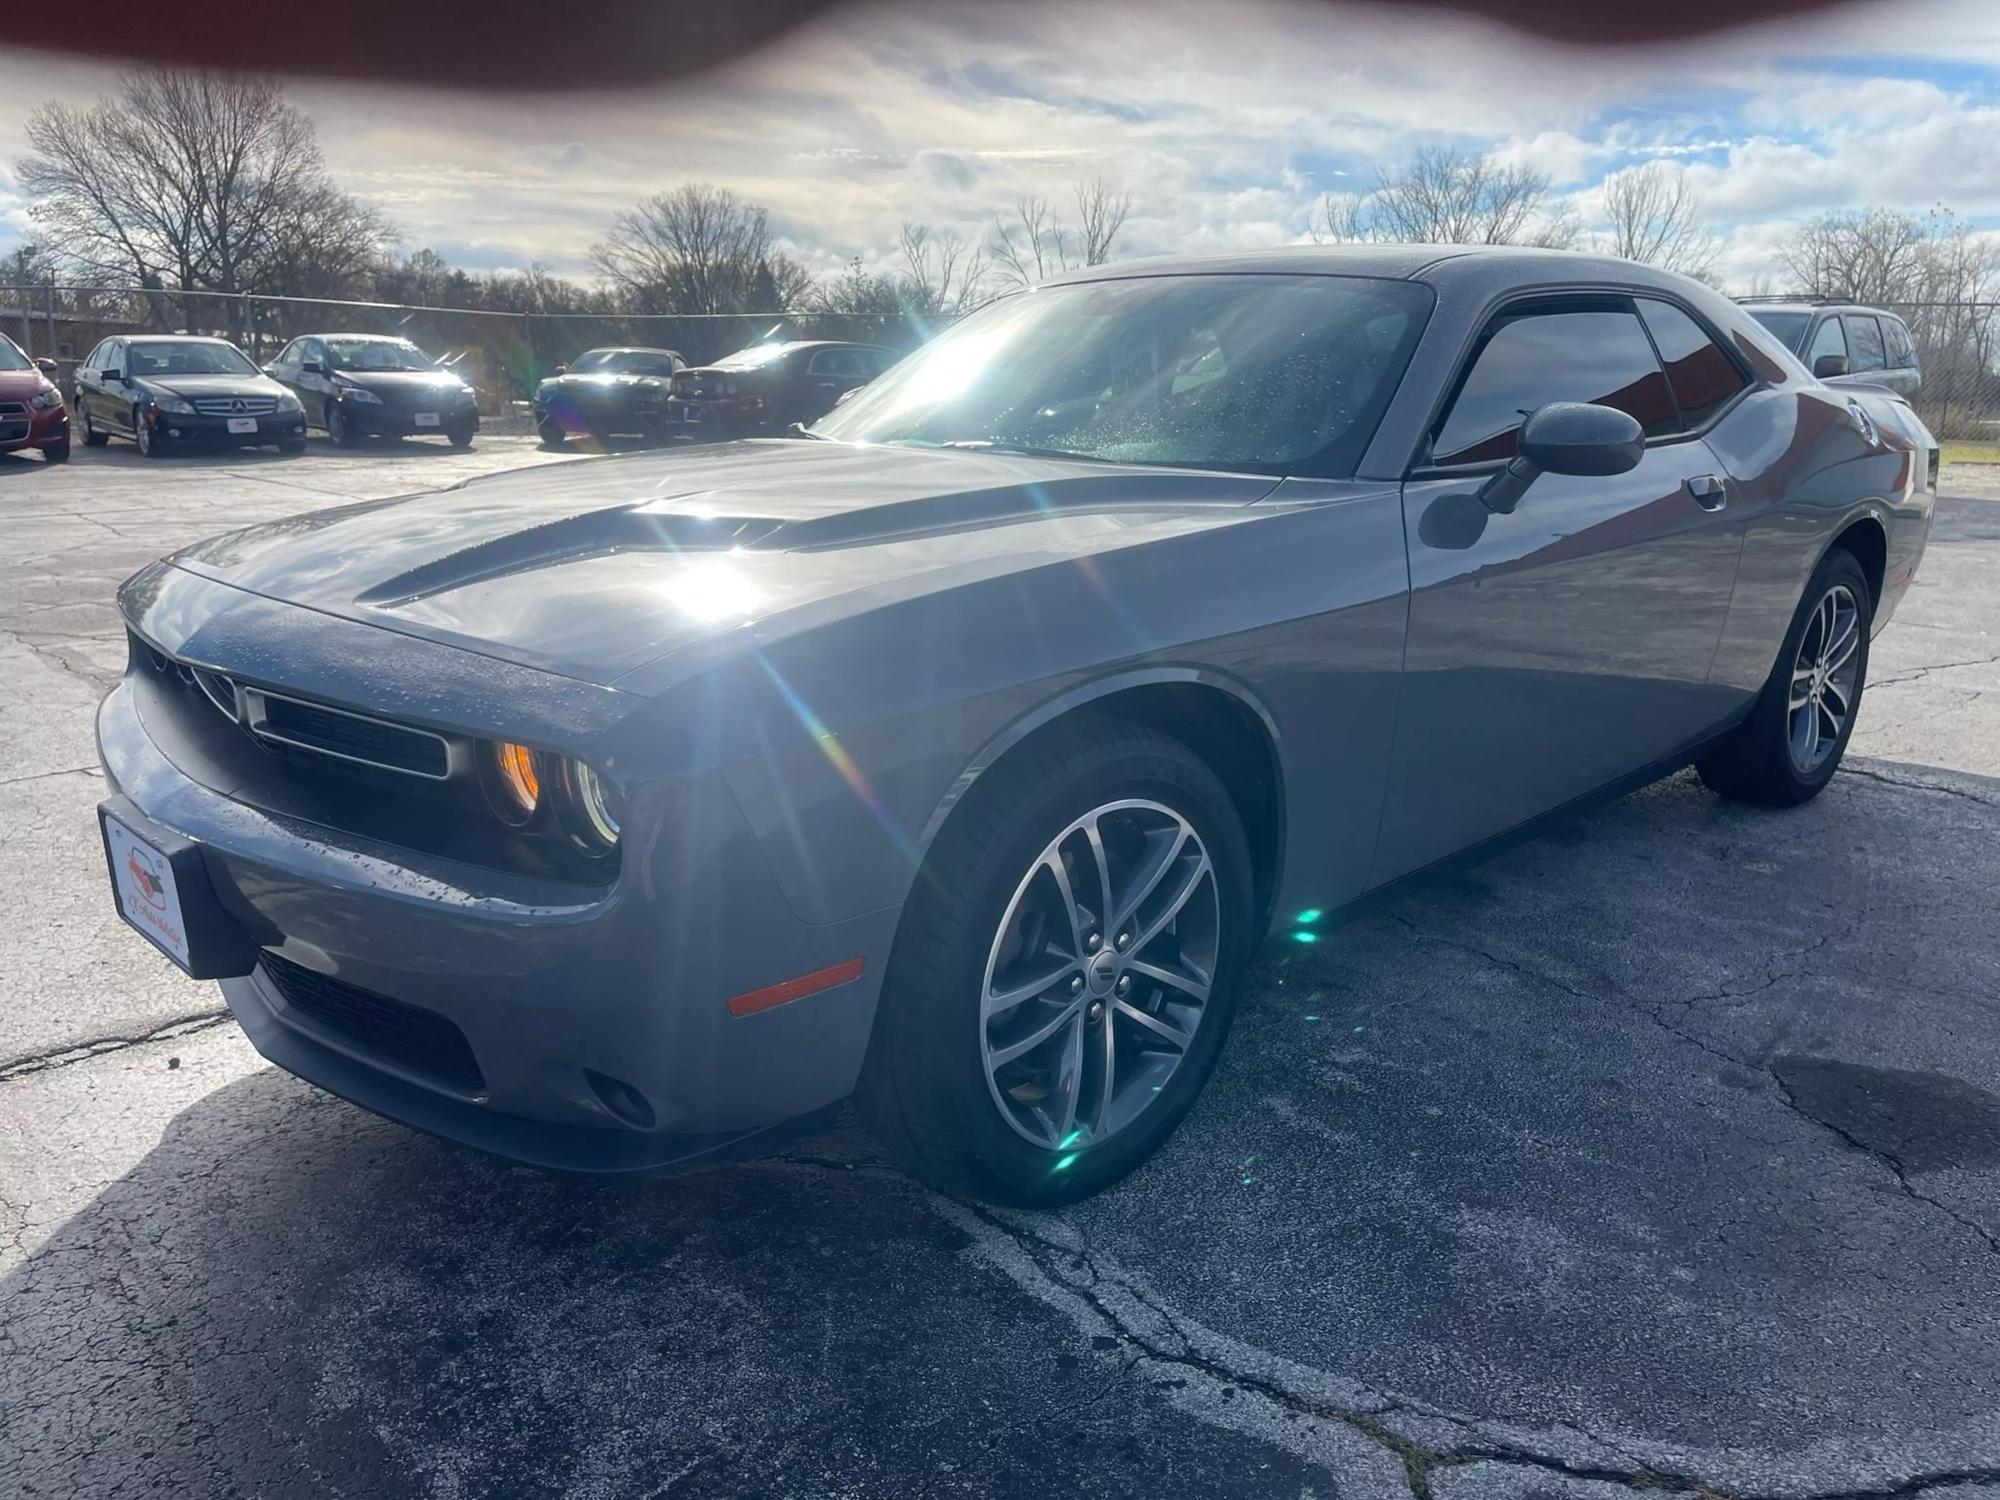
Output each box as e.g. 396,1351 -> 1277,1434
354,503 -> 782,607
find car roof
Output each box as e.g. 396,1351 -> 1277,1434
580,346 -> 682,357
1044,244 -> 1732,297
122,334 -> 240,344
1739,301 -> 1899,317
307,332 -> 418,340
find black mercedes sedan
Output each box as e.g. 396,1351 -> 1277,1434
74,336 -> 306,457
532,346 -> 686,447
665,339 -> 895,437
264,333 -> 480,448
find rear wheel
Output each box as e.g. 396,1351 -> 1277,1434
860,718 -> 1253,1206
447,423 -> 475,449
1698,547 -> 1872,806
80,405 -> 108,447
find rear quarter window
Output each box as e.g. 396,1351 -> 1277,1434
1638,300 -> 1749,428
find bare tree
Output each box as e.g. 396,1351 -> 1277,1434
1316,146 -> 1562,246
590,183 -> 809,314
896,223 -> 989,316
1779,207 -> 1933,306
16,70 -> 388,318
1073,179 -> 1132,266
990,178 -> 1134,289
1596,160 -> 1717,276
810,257 -> 904,317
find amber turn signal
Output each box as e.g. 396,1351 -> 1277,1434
491,741 -> 541,818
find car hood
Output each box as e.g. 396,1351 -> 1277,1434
166,440 -> 1279,688
0,370 -> 48,398
137,373 -> 291,401
547,372 -> 670,390
335,369 -> 473,399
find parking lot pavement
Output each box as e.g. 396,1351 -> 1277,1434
3,451 -> 1998,1497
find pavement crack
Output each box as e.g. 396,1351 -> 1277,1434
0,764 -> 100,787
1769,1069 -> 2000,1260
1839,765 -> 2000,809
0,1009 -> 232,1083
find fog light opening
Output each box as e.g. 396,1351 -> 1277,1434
585,1069 -> 657,1130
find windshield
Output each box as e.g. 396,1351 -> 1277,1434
1747,310 -> 1811,353
713,343 -> 793,371
814,275 -> 1433,474
571,349 -> 681,376
128,341 -> 258,377
324,337 -> 439,372
0,338 -> 31,373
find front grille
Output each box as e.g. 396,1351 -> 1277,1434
261,952 -> 484,1093
0,401 -> 26,442
247,689 -> 450,779
193,396 -> 278,416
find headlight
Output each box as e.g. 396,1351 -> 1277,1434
275,391 -> 302,412
563,761 -> 622,851
340,386 -> 382,405
29,384 -> 62,410
153,392 -> 196,415
486,740 -> 541,823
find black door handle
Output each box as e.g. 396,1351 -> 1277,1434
1685,474 -> 1728,510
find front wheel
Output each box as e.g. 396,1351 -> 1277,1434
327,401 -> 359,448
41,437 -> 70,463
447,424 -> 474,449
1698,546 -> 1872,806
860,719 -> 1253,1206
135,412 -> 163,458
536,419 -> 567,448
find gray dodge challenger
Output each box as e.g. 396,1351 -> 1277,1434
97,247 -> 1936,1205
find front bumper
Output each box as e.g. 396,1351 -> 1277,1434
150,410 -> 305,447
96,579 -> 899,1174
336,400 -> 479,438
665,394 -> 768,435
0,402 -> 68,451
533,395 -> 665,437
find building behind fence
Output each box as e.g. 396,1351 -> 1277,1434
7,280 -> 1998,441
0,283 -> 951,418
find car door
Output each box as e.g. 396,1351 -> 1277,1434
74,342 -> 103,424
294,338 -> 334,426
1880,316 -> 1921,399
266,339 -> 303,404
99,340 -> 133,430
1843,314 -> 1895,394
805,348 -> 859,415
1371,296 -> 1750,881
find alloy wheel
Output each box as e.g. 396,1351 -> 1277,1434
1788,582 -> 1862,774
979,799 -> 1219,1152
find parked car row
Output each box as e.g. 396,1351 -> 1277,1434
533,339 -> 896,448
7,326 -> 902,466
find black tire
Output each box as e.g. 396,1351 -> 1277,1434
328,401 -> 359,448
135,411 -> 164,458
1698,546 -> 1872,806
81,406 -> 108,447
448,424 -> 475,449
278,436 -> 305,455
537,419 -> 567,449
41,438 -> 71,463
859,717 -> 1254,1206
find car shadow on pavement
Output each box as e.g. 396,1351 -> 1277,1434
4,760 -> 1998,1496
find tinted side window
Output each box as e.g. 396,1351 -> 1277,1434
1806,317 -> 1847,366
1638,300 -> 1749,428
82,343 -> 104,371
810,349 -> 859,376
1883,318 -> 1916,369
1432,308 -> 1676,467
1845,315 -> 1886,371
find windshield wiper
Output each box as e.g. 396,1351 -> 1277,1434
931,438 -> 1118,464
784,422 -> 833,440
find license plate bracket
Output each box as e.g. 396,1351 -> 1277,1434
226,416 -> 258,434
99,798 -> 260,979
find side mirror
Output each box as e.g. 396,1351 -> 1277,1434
1813,353 -> 1848,379
103,368 -> 124,383
553,364 -> 568,376
1479,401 -> 1644,515
35,357 -> 58,377
260,363 -> 278,377
300,359 -> 325,375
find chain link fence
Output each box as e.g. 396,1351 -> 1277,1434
0,283 -> 948,429
1874,300 -> 2000,444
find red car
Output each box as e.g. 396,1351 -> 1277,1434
0,334 -> 70,463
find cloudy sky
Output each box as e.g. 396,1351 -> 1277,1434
1,0 -> 1998,291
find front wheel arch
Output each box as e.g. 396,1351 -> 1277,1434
912,671 -> 1286,952
1828,514 -> 1888,610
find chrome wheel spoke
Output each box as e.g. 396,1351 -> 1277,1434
1094,1004 -> 1118,1134
1125,956 -> 1211,1004
1825,616 -> 1860,674
1131,855 -> 1212,954
1043,851 -> 1090,955
1050,1011 -> 1086,1139
1115,997 -> 1195,1052
985,961 -> 1081,1021
1821,676 -> 1851,722
1109,826 -> 1189,936
991,998 -> 1084,1068
1788,667 -> 1815,711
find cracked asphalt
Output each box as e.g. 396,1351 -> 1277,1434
3,440 -> 1998,1499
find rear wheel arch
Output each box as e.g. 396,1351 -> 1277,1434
1828,514 -> 1888,610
